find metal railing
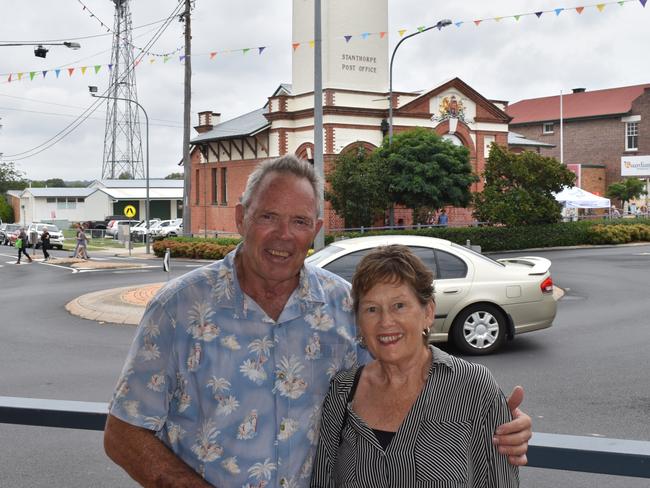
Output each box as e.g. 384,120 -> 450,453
1,396 -> 649,478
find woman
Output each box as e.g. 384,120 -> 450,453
75,224 -> 89,259
40,226 -> 51,261
311,245 -> 518,487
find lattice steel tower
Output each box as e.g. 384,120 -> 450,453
101,0 -> 144,179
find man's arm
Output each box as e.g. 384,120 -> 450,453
104,414 -> 212,488
493,386 -> 532,466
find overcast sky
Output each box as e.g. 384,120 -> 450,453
0,0 -> 648,181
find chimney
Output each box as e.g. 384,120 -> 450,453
194,111 -> 221,133
572,88 -> 586,94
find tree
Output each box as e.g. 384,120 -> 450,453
0,194 -> 14,223
118,171 -> 133,180
0,161 -> 26,194
325,146 -> 391,228
165,172 -> 184,180
473,145 -> 576,226
606,178 -> 647,209
376,127 -> 477,212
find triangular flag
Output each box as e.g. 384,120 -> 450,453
258,46 -> 266,55
576,6 -> 585,13
380,32 -> 386,38
18,72 -> 24,80
454,21 -> 463,27
55,69 -> 61,78
398,29 -> 407,37
292,42 -> 300,51
535,11 -> 543,18
361,32 -> 370,39
309,40 -> 315,48
210,52 -> 217,59
42,70 -> 48,78
554,8 -> 564,16
108,64 -> 113,71
473,20 -> 482,26
94,65 -> 101,74
618,1 -> 624,5
68,68 -> 75,77
81,66 -> 88,75
494,17 -> 502,22
179,55 -> 185,62
29,72 -> 36,80
596,4 -> 606,11
243,48 -> 250,55
149,58 -> 156,64
417,26 -> 425,32
514,15 -> 521,21
7,73 -> 12,83
641,0 -> 648,7
344,35 -> 352,42
163,56 -> 170,63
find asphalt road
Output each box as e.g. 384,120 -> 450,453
0,244 -> 648,487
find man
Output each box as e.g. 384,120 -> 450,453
437,209 -> 449,227
41,226 -> 51,261
105,155 -> 531,487
15,228 -> 33,264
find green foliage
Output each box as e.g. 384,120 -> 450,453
325,147 -> 390,228
153,237 -> 240,258
473,145 -> 576,226
325,219 -> 650,252
0,194 -> 14,222
377,127 -> 477,211
0,161 -> 26,194
118,171 -> 133,180
164,172 -> 184,180
606,178 -> 647,207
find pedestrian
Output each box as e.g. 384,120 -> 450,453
74,224 -> 89,259
41,226 -> 51,261
437,208 -> 449,227
611,206 -> 621,219
104,155 -> 532,487
15,228 -> 33,264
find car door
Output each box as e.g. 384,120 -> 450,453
430,249 -> 473,337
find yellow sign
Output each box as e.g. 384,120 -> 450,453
124,205 -> 137,218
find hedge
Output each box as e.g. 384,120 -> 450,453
152,219 -> 650,258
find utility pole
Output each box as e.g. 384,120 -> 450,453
182,0 -> 193,236
313,0 -> 324,251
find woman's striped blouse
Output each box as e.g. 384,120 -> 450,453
310,346 -> 519,487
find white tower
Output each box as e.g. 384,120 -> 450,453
292,0 -> 389,95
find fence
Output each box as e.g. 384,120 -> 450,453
1,396 -> 649,479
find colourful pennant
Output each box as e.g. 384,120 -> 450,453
576,6 -> 585,13
514,15 -> 521,20
535,11 -> 543,18
309,40 -> 315,48
641,0 -> 648,7
67,68 -> 74,77
243,48 -> 250,55
344,35 -> 352,42
292,42 -> 300,51
380,32 -> 386,38
555,8 -> 564,15
55,69 -> 61,78
42,70 -> 48,78
597,4 -> 606,11
258,47 -> 266,55
209,52 -> 217,59
455,21 -> 463,27
94,65 -> 101,74
417,26 -> 425,32
29,72 -> 36,80
18,72 -> 24,81
81,66 -> 88,75
474,20 -> 482,26
7,73 -> 12,83
495,17 -> 502,22
361,32 -> 370,39
398,29 -> 407,37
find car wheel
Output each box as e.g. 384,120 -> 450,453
451,304 -> 506,355
56,245 -> 63,250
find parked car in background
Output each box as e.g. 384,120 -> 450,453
26,223 -> 65,250
305,235 -> 557,355
149,219 -> 173,238
105,219 -> 140,239
130,218 -> 161,242
157,218 -> 183,238
1,224 -> 21,245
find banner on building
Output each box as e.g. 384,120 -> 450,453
621,155 -> 650,176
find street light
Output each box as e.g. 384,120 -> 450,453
89,85 -> 151,255
388,19 -> 452,146
0,41 -> 81,58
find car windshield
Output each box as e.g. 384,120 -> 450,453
44,225 -> 59,231
305,244 -> 346,265
451,242 -> 504,267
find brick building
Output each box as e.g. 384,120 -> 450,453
188,0 -> 518,235
507,84 -> 650,198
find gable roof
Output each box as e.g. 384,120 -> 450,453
191,107 -> 270,144
508,131 -> 555,148
23,187 -> 97,198
96,179 -> 184,189
399,77 -> 511,123
507,83 -> 650,124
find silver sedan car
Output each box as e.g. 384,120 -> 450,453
306,235 -> 557,355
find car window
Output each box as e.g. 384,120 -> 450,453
322,249 -> 368,282
434,250 -> 468,279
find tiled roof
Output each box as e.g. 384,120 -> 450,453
507,83 -> 650,124
508,131 -> 555,147
191,107 -> 270,144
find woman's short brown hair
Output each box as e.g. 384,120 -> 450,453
351,244 -> 434,314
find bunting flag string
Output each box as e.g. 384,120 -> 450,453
3,0 -> 647,85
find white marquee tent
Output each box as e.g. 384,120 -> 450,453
554,186 -> 611,209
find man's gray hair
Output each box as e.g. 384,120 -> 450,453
241,155 -> 323,216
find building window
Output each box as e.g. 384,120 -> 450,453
211,168 -> 218,204
56,197 -> 76,209
46,197 -> 56,203
195,169 -> 200,205
220,168 -> 227,205
543,122 -> 554,134
626,122 -> 638,151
